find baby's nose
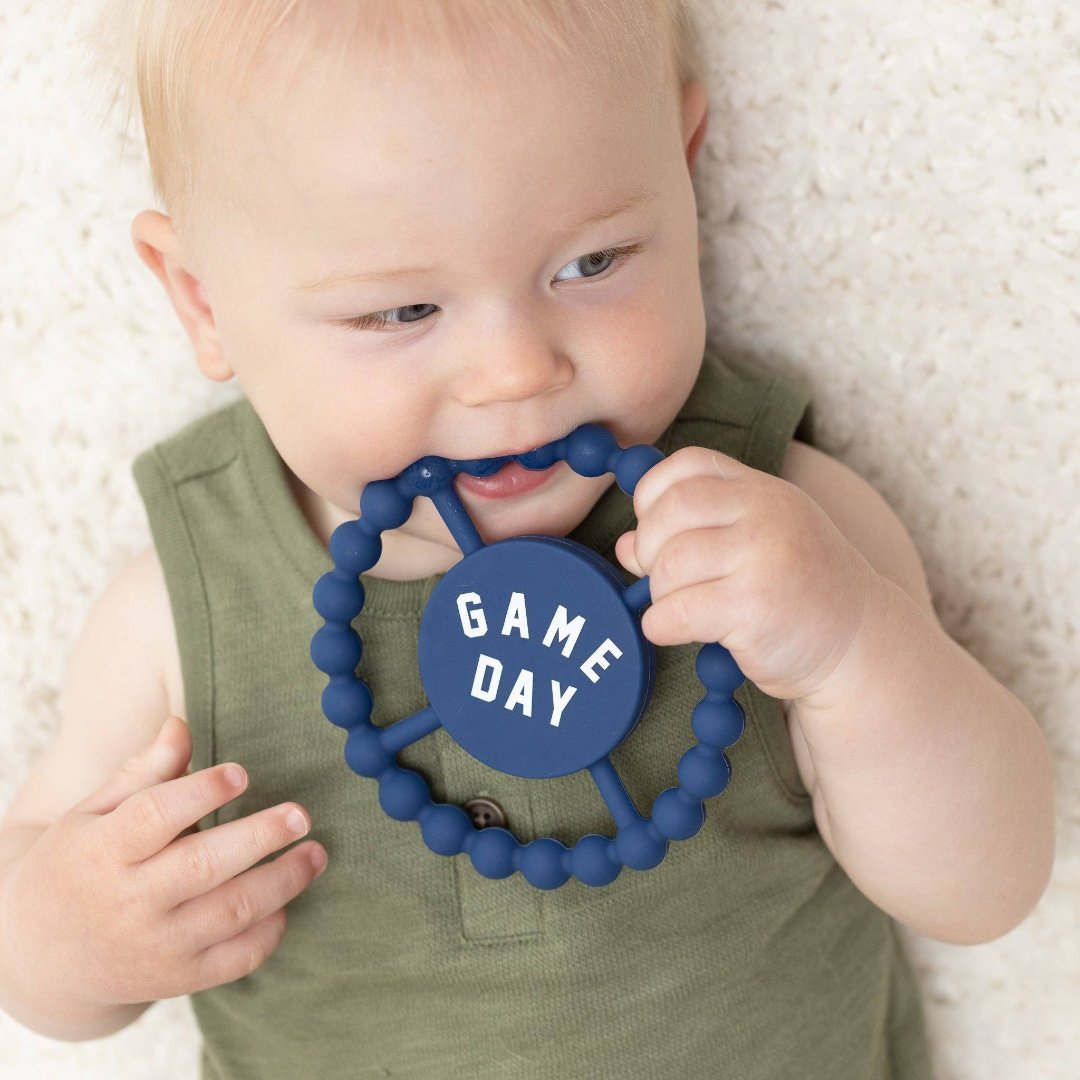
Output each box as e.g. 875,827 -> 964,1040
452,337 -> 574,407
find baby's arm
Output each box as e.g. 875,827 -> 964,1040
0,547 -> 326,1041
616,443 -> 1055,945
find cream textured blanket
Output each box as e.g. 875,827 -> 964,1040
1,1 -> 1076,1077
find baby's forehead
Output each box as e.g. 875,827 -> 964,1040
182,3 -> 679,251
204,1 -> 672,125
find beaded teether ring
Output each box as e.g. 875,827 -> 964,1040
311,424 -> 746,889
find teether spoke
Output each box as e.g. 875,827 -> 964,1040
380,706 -> 443,753
588,756 -> 644,830
429,486 -> 484,555
622,576 -> 652,614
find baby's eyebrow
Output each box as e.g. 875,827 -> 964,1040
293,187 -> 658,294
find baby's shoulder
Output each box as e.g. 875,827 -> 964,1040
122,545 -> 185,721
0,546 -> 182,831
62,543 -> 183,740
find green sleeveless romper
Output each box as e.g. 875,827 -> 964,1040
133,346 -> 934,1080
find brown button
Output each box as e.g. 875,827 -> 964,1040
463,797 -> 507,830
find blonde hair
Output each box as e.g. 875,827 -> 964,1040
76,0 -> 705,237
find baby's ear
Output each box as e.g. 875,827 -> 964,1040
130,210 -> 233,383
681,79 -> 708,176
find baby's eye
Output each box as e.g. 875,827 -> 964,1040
337,303 -> 438,332
553,244 -> 639,282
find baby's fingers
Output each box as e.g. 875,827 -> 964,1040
176,841 -> 326,968
106,762 -> 250,864
183,910 -> 290,996
632,445 -> 748,518
148,802 -> 315,907
615,531 -> 644,577
627,476 -> 743,576
177,844 -> 326,994
77,715 -> 192,816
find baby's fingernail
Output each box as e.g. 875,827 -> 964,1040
286,808 -> 310,836
309,846 -> 328,876
224,764 -> 248,790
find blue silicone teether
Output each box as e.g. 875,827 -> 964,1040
311,424 -> 746,889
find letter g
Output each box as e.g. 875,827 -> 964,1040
457,591 -> 487,637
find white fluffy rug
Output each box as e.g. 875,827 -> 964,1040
1,1 -> 1076,1077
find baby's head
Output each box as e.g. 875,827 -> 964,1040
90,1 -> 710,576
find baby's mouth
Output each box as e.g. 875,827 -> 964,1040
455,459 -> 566,501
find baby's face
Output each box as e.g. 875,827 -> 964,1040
179,27 -> 708,577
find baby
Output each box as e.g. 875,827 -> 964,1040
0,1 -> 1056,1077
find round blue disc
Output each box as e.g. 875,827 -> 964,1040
418,536 -> 654,779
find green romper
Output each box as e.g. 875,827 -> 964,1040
133,346 -> 934,1080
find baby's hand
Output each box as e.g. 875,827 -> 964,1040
615,446 -> 875,703
1,717 -> 326,1011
